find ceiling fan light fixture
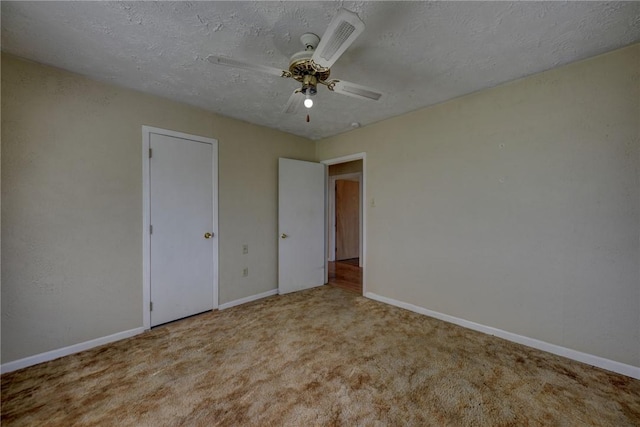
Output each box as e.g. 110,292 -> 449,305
301,85 -> 317,96
301,74 -> 318,96
304,94 -> 313,109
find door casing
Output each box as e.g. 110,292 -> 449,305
321,153 -> 367,295
142,126 -> 219,330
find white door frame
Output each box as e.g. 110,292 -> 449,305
328,173 -> 362,265
142,126 -> 219,330
321,153 -> 366,295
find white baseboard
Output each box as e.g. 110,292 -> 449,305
365,292 -> 640,380
2,290 -> 277,374
218,289 -> 278,310
0,327 -> 145,375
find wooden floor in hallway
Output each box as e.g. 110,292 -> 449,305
328,258 -> 362,294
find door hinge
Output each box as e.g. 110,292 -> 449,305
150,225 -> 153,234
150,301 -> 153,311
149,148 -> 153,158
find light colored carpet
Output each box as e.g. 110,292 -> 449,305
2,286 -> 639,426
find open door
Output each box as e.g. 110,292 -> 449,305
278,158 -> 326,294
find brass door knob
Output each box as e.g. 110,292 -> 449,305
280,233 -> 288,239
204,232 -> 213,239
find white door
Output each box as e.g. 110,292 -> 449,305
278,158 -> 326,294
149,133 -> 215,326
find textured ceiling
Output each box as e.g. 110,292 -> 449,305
2,1 -> 640,140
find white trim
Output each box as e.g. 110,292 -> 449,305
0,328 -> 145,374
365,292 -> 640,380
321,153 -> 367,295
324,165 -> 329,285
328,173 -> 363,264
142,126 -> 219,330
218,289 -> 279,310
142,129 -> 151,329
211,137 -> 220,311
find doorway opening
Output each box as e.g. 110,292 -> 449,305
322,154 -> 365,295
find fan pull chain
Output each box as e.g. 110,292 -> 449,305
306,114 -> 310,123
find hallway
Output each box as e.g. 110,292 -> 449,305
328,259 -> 362,294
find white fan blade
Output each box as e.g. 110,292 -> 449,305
330,80 -> 383,101
311,8 -> 365,69
283,90 -> 304,114
207,55 -> 289,78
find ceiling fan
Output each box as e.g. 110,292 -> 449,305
207,8 -> 383,116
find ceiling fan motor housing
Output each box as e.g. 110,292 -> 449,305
288,33 -> 330,93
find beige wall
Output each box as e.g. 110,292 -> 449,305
317,44 -> 640,367
3,44 -> 639,368
1,54 -> 314,362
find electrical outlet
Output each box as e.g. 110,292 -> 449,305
242,244 -> 248,255
242,267 -> 248,277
